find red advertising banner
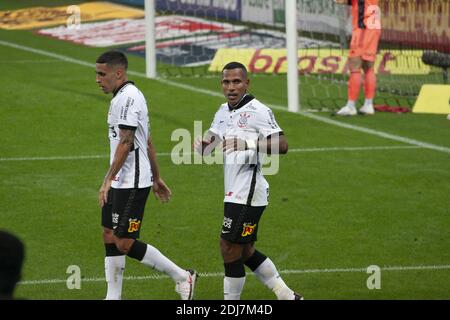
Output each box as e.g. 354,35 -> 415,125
380,0 -> 450,53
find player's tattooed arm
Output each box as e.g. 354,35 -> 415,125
119,128 -> 135,149
99,128 -> 135,207
107,128 -> 135,176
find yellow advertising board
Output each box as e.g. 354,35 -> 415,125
413,85 -> 450,114
209,48 -> 429,75
0,1 -> 144,30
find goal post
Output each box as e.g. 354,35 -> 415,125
285,0 -> 299,112
144,0 -> 156,79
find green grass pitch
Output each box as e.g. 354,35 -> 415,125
0,0 -> 449,300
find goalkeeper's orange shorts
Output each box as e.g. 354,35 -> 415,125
349,28 -> 381,62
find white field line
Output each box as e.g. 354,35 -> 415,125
0,59 -> 62,63
0,145 -> 422,162
1,40 -> 449,155
19,264 -> 450,286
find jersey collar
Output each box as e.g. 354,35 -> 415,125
113,81 -> 135,97
228,94 -> 255,111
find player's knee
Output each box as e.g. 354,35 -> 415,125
102,228 -> 114,243
113,238 -> 134,255
242,243 -> 255,261
348,57 -> 362,71
220,238 -> 231,252
220,239 -> 241,261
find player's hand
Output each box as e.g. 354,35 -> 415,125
99,179 -> 112,207
152,177 -> 172,203
193,136 -> 211,155
222,137 -> 247,153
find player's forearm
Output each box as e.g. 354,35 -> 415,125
197,133 -> 220,156
104,143 -> 129,183
147,137 -> 161,180
248,134 -> 288,155
104,129 -> 135,183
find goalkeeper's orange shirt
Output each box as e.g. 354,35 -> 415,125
350,0 -> 381,30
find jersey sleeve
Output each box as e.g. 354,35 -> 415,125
117,95 -> 139,130
208,109 -> 223,138
254,107 -> 283,138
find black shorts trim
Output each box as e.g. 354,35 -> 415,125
246,165 -> 258,205
221,202 -> 265,244
134,148 -> 140,188
118,124 -> 137,131
101,187 -> 150,239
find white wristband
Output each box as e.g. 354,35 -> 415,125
246,140 -> 257,150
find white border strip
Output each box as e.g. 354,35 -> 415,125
19,264 -> 450,285
0,146 -> 422,162
1,39 -> 449,155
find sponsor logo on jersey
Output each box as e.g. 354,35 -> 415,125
242,223 -> 257,237
120,97 -> 134,120
225,191 -> 233,197
128,219 -> 141,232
267,110 -> 279,129
237,112 -> 250,128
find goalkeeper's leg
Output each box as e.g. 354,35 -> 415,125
336,57 -> 362,116
360,60 -> 376,115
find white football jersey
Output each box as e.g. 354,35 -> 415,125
209,95 -> 283,206
107,81 -> 152,189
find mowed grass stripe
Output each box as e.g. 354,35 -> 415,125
0,145 -> 423,161
20,264 -> 450,286
1,39 -> 448,154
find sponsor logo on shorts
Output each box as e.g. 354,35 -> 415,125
241,223 -> 257,237
223,217 -> 232,229
112,213 -> 119,224
128,218 -> 141,232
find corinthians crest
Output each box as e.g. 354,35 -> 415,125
237,112 -> 250,128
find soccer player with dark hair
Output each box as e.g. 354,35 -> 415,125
0,230 -> 25,300
95,50 -> 197,300
194,61 -> 303,300
335,0 -> 381,116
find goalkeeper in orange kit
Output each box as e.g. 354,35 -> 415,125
335,0 -> 381,116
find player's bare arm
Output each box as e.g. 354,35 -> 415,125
99,128 -> 135,207
222,133 -> 288,155
193,132 -> 221,156
147,136 -> 172,203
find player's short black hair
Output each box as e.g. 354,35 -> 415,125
222,61 -> 247,77
0,230 -> 25,296
96,51 -> 128,69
